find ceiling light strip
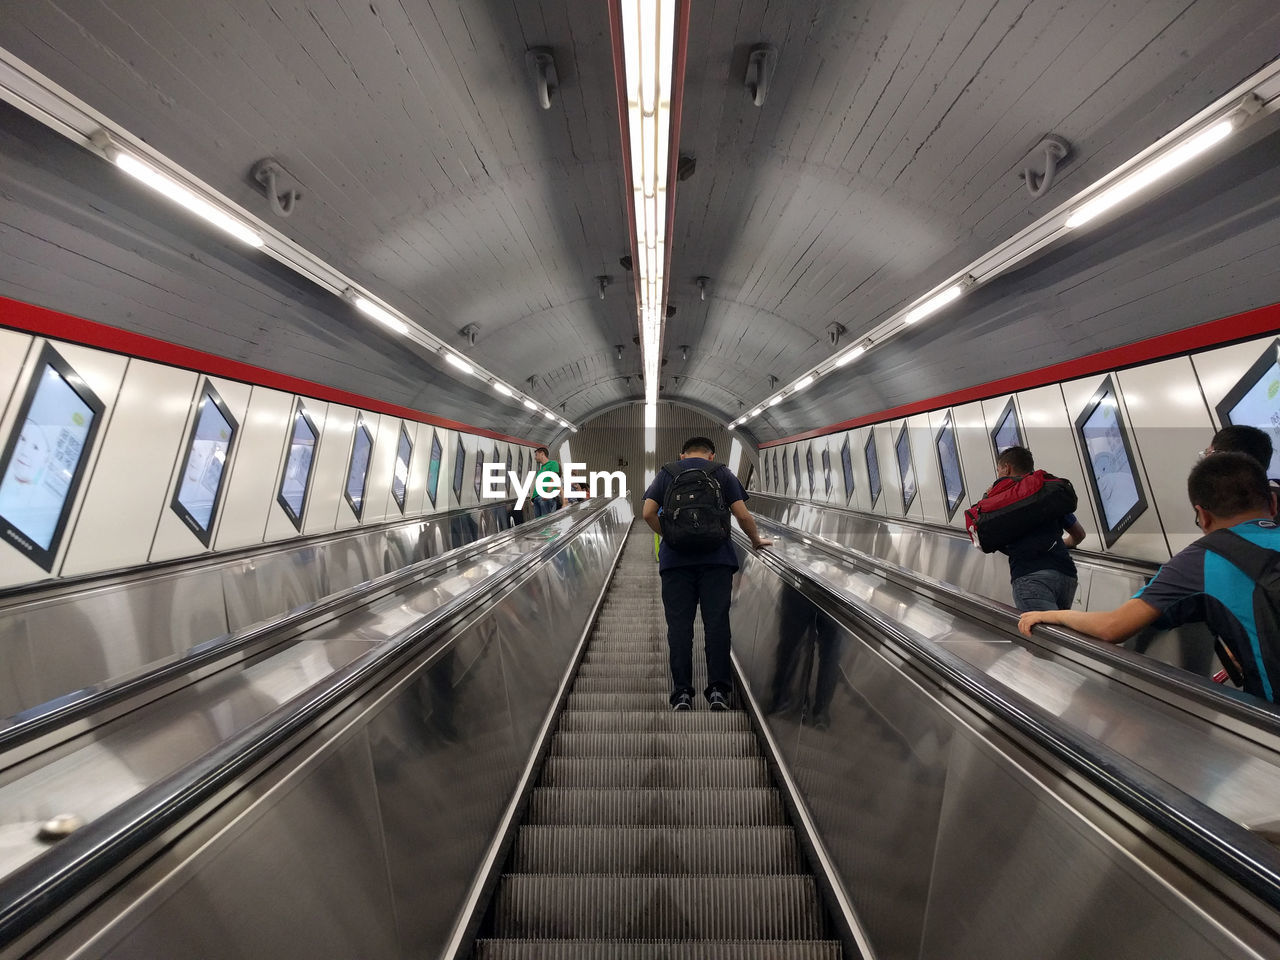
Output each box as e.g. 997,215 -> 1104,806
733,60 -> 1280,427
0,47 -> 576,432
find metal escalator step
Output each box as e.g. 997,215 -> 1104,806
564,692 -> 671,711
525,789 -> 786,826
489,875 -> 830,940
581,651 -> 669,663
571,678 -> 671,693
540,757 -> 770,789
473,940 -> 842,960
549,732 -> 758,758
556,711 -> 750,732
510,826 -> 806,874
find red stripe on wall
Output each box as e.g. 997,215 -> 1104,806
0,295 -> 539,447
762,300 -> 1280,448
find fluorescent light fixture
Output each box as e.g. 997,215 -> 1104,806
493,382 -> 513,396
902,284 -> 963,325
620,0 -> 678,407
444,353 -> 474,375
1065,118 -> 1235,229
749,407 -> 763,418
768,395 -> 783,407
109,148 -> 263,248
543,410 -> 555,420
835,344 -> 866,367
522,399 -> 537,410
794,375 -> 815,392
350,294 -> 410,335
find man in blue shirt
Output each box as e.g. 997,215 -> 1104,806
642,437 -> 771,711
990,445 -> 1087,612
1019,452 -> 1280,703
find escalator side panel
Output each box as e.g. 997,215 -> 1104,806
731,545 -> 1272,960
43,503 -> 630,960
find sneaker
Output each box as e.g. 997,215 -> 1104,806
707,690 -> 729,712
671,692 -> 693,711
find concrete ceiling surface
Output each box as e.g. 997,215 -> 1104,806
1,1 -> 1278,438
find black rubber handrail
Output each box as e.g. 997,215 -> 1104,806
751,513 -> 1280,740
0,504 -> 570,759
0,499 -> 622,951
741,531 -> 1280,918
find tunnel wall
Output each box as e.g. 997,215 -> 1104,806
0,298 -> 535,591
757,312 -> 1280,579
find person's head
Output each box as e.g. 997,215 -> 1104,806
12,419 -> 50,484
995,445 -> 1034,478
1208,424 -> 1273,471
534,446 -> 550,465
681,436 -> 715,460
1188,451 -> 1276,532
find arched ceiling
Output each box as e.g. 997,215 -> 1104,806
0,1 -> 1278,443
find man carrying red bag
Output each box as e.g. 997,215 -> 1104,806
967,445 -> 1088,612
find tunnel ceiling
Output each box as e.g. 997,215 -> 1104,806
1,1 -> 1278,442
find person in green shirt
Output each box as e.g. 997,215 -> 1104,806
532,446 -> 564,517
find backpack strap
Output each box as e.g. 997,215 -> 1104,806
1198,529 -> 1278,581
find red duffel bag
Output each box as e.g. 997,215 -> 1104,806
964,470 -> 1077,553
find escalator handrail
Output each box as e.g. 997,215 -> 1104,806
0,503 -> 569,760
751,513 -> 1280,740
0,499 -> 622,951
741,530 -> 1280,918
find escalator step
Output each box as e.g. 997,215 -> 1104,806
473,940 -> 841,960
556,711 -> 750,733
540,757 -> 770,789
510,825 -> 807,874
564,692 -> 672,711
525,789 -> 787,826
489,875 -> 830,939
548,732 -> 758,758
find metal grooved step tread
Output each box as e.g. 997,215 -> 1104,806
473,529 -> 839,957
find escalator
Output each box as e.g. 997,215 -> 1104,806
474,530 -> 840,958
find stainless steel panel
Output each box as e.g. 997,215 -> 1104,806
93,731 -> 398,960
920,729 -> 1253,960
221,544 -> 327,632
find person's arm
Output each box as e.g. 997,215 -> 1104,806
642,498 -> 662,536
729,500 -> 772,549
1063,519 -> 1086,549
1018,597 -> 1160,643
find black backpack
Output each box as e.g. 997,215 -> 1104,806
659,462 -> 732,553
1199,528 -> 1280,702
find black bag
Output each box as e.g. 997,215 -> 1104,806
659,462 -> 732,553
964,470 -> 1077,553
1199,528 -> 1280,702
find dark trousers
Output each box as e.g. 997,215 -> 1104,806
660,564 -> 734,702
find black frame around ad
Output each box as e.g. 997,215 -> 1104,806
391,422 -> 413,514
1073,375 -> 1149,548
934,410 -> 966,520
170,380 -> 240,546
275,400 -> 319,532
1216,337 -> 1280,475
0,343 -> 106,570
452,435 -> 466,505
426,430 -> 443,509
864,431 -> 881,507
343,416 -> 374,521
840,435 -> 855,503
990,397 -> 1022,459
895,423 -> 917,513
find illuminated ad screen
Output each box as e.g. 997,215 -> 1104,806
1217,338 -> 1280,477
473,448 -> 485,499
276,403 -> 318,530
1075,376 -> 1148,547
935,412 -> 965,519
391,423 -> 413,513
821,447 -> 832,497
426,431 -> 442,508
452,435 -> 465,503
896,424 -> 917,512
792,448 -> 800,495
773,450 -> 779,492
781,447 -> 790,492
506,448 -> 513,478
518,449 -> 525,477
991,398 -> 1022,457
762,451 -> 770,490
344,418 -> 373,519
805,446 -> 815,497
0,345 -> 105,570
840,436 -> 854,501
864,432 -> 881,505
172,381 -> 238,545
